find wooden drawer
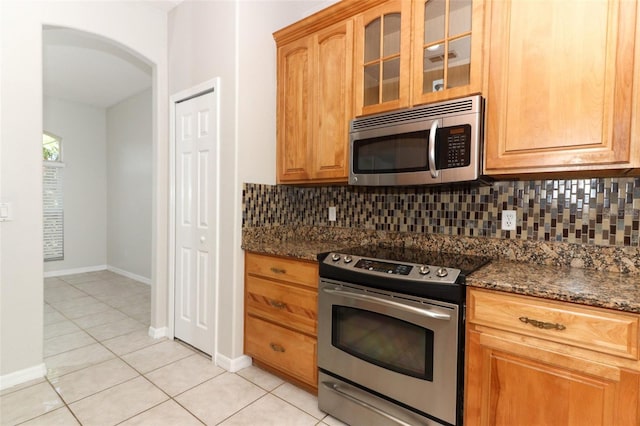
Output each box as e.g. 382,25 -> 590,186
246,275 -> 317,335
467,289 -> 640,360
246,252 -> 318,289
245,315 -> 317,387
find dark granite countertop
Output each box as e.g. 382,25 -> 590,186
242,239 -> 346,261
466,260 -> 640,313
242,228 -> 640,314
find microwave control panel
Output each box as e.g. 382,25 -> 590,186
439,124 -> 471,169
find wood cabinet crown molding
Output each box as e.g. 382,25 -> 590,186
273,0 -> 388,45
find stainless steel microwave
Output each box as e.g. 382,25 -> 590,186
349,95 -> 488,186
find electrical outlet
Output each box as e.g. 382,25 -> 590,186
502,209 -> 517,231
328,206 -> 337,222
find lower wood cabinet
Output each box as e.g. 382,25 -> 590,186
244,252 -> 318,392
465,288 -> 640,425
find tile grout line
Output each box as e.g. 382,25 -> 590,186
57,301 -> 207,424
43,288 -> 142,364
37,273 -> 157,424
11,271 -> 333,425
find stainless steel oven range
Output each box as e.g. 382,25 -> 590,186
317,246 -> 489,426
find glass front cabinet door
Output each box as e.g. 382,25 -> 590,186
412,0 -> 484,105
354,1 -> 412,116
354,0 -> 484,116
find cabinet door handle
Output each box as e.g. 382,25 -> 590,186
270,343 -> 285,352
519,316 -> 566,331
268,299 -> 286,309
270,267 -> 286,274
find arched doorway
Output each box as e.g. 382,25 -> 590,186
42,26 -> 155,365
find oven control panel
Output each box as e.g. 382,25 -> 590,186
324,253 -> 461,284
354,258 -> 412,275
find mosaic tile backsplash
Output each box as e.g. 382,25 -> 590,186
243,177 -> 640,248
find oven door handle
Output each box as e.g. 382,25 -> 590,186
321,381 -> 416,426
322,288 -> 451,321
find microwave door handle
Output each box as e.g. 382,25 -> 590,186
428,120 -> 439,178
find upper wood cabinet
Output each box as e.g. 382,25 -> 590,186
354,0 -> 485,116
484,0 -> 640,176
274,0 -> 385,184
277,37 -> 312,182
311,21 -> 354,182
276,22 -> 353,183
353,1 -> 413,116
411,0 -> 485,106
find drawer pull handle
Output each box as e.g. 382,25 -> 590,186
519,316 -> 566,331
270,267 -> 286,274
268,299 -> 286,309
270,343 -> 285,352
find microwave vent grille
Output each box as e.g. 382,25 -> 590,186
351,96 -> 479,132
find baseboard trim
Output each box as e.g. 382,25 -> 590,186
0,363 -> 46,391
216,353 -> 252,373
148,326 -> 168,339
107,266 -> 151,285
44,265 -> 151,285
44,265 -> 107,278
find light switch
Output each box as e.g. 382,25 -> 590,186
0,202 -> 11,221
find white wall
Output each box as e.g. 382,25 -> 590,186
107,89 -> 152,282
43,91 -> 152,282
168,0 -> 330,364
43,97 -> 107,274
0,0 -> 167,384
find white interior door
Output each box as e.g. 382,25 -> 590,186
174,90 -> 217,355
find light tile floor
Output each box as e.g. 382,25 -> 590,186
0,271 -> 347,426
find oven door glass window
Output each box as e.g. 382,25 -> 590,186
353,130 -> 429,174
332,306 -> 434,381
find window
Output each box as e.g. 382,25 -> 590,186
43,132 -> 64,261
43,132 -> 61,162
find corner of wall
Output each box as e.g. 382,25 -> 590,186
215,353 -> 252,373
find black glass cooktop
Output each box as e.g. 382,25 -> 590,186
318,245 -> 491,303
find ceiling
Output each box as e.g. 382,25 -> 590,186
42,0 -> 189,108
42,0 -> 327,108
43,26 -> 153,109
